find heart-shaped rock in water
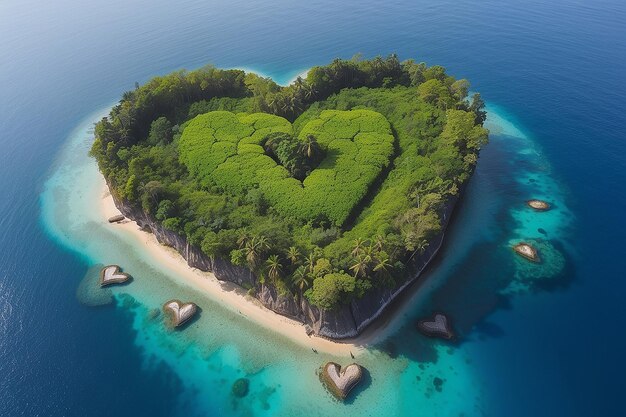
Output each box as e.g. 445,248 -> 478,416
163,299 -> 198,327
417,313 -> 454,340
513,242 -> 539,262
321,362 -> 363,400
527,199 -> 550,211
99,265 -> 131,287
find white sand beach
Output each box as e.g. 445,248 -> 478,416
99,183 -> 381,355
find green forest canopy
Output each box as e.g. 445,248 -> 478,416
91,54 -> 488,310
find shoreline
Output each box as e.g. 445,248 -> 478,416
227,66 -> 309,86
99,180 -> 382,355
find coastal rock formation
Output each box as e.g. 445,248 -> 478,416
513,242 -> 539,262
321,362 -> 363,400
163,299 -> 197,327
99,265 -> 131,286
527,199 -> 550,211
107,214 -> 125,223
417,313 -> 454,340
109,190 -> 459,339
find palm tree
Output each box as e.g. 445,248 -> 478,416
267,94 -> 280,114
299,135 -> 320,160
240,234 -> 270,269
351,238 -> 366,257
117,103 -> 135,130
415,239 -> 429,254
371,56 -> 385,74
362,244 -> 375,259
302,83 -> 317,100
266,255 -> 283,281
292,267 -> 311,299
255,235 -> 270,252
408,239 -> 430,262
304,253 -> 316,274
237,231 -> 252,248
374,235 -> 386,252
293,76 -> 304,87
292,77 -> 305,97
373,255 -> 392,279
291,95 -> 303,113
286,246 -> 300,265
350,256 -> 369,278
243,239 -> 260,269
281,98 -> 293,114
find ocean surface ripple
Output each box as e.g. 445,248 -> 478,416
1,0 -> 625,416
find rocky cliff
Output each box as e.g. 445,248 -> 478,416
110,185 -> 459,339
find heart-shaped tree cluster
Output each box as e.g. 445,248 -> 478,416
179,109 -> 394,226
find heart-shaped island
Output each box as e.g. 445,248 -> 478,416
91,55 -> 489,339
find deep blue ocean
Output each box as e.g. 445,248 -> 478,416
1,0 -> 625,416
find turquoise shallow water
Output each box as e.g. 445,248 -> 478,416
38,98 -> 569,417
2,0 -> 625,415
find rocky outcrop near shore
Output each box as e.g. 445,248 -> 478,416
163,299 -> 198,327
417,312 -> 454,339
321,362 -> 364,400
527,199 -> 550,211
513,242 -> 539,262
108,183 -> 460,339
107,214 -> 125,223
99,265 -> 131,286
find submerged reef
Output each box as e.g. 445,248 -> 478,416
76,264 -> 114,306
505,239 -> 566,294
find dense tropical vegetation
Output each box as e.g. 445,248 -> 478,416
91,55 -> 488,310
